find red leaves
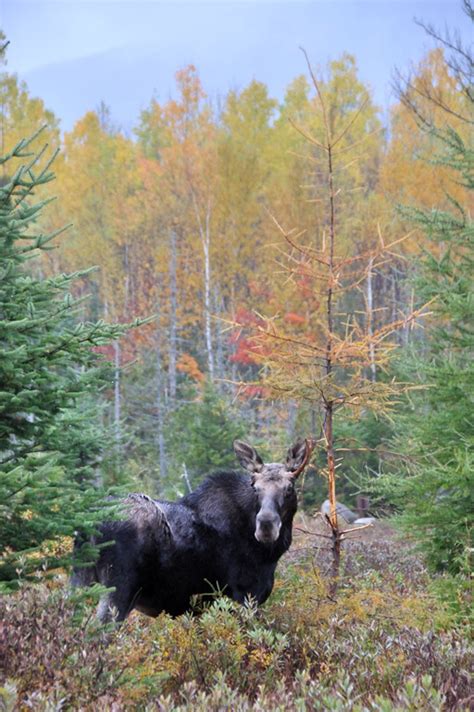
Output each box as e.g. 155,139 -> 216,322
229,308 -> 266,366
284,311 -> 306,325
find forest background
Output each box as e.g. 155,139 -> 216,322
0,0 -> 472,575
0,1 -> 473,707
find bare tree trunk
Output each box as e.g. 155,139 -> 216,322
124,243 -> 130,316
113,339 -> 121,452
324,139 -> 342,597
286,400 -> 298,440
391,267 -> 397,327
168,226 -> 178,403
155,295 -> 167,486
299,67 -> 345,594
230,285 -> 238,397
191,193 -> 214,380
367,256 -> 377,382
201,199 -> 214,380
181,462 -> 192,493
214,286 -> 224,384
404,288 -> 415,345
203,228 -> 214,379
310,409 -> 317,439
324,402 -> 341,594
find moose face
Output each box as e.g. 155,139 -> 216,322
233,440 -> 311,544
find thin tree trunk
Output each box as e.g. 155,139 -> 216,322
391,266 -> 400,344
202,200 -> 214,379
124,243 -> 130,316
287,400 -> 298,440
113,339 -> 121,452
181,462 -> 192,493
404,288 -> 414,345
168,226 -> 178,403
191,192 -> 214,380
214,286 -> 224,384
230,285 -> 238,396
324,402 -> 341,593
203,230 -> 214,379
155,294 -> 167,485
324,133 -> 342,597
367,256 -> 377,382
300,50 -> 343,594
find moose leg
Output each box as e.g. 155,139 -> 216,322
97,594 -> 116,623
95,559 -> 141,623
97,582 -> 141,623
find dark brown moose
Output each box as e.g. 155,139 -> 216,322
72,439 -> 313,622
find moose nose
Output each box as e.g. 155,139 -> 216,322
258,514 -> 278,530
255,512 -> 281,542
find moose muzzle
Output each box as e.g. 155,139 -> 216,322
255,509 -> 282,544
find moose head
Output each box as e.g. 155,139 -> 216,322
233,439 -> 313,544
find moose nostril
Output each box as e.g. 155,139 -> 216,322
255,513 -> 282,543
257,514 -> 279,529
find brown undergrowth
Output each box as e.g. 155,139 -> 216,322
1,522 -> 472,711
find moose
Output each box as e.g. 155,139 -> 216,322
72,439 -> 313,621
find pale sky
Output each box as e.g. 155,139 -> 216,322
1,1 -> 471,132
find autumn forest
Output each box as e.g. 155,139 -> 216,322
1,5 -> 473,708
4,45 -> 468,480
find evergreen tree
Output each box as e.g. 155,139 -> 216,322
379,126 -> 473,574
376,4 -> 473,573
165,382 -> 247,490
0,132 -> 140,591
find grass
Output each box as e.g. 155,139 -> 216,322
1,519 -> 472,710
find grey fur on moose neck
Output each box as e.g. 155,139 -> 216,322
72,439 -> 311,622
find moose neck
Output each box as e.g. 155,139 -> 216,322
181,471 -> 296,558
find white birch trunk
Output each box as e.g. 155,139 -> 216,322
181,462 -> 192,493
214,286 -> 224,383
191,193 -> 214,380
155,305 -> 167,483
168,227 -> 178,402
202,201 -> 214,379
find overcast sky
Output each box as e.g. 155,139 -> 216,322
1,1 -> 471,133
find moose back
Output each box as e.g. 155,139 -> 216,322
72,439 -> 312,621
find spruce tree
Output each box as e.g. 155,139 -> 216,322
375,5 -> 474,575
380,125 -> 473,574
0,132 -> 138,591
165,382 -> 247,489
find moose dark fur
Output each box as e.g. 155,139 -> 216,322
72,440 -> 311,622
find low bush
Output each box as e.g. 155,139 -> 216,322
1,526 -> 471,710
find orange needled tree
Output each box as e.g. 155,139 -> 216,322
241,51 -> 427,595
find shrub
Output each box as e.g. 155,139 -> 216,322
1,528 -> 471,710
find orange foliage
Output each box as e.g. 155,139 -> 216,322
284,312 -> 306,325
176,353 -> 205,382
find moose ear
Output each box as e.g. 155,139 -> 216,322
233,440 -> 264,473
286,439 -> 310,477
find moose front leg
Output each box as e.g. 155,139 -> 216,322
97,583 -> 141,623
229,564 -> 275,606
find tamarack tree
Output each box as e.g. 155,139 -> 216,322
235,51 -> 426,595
